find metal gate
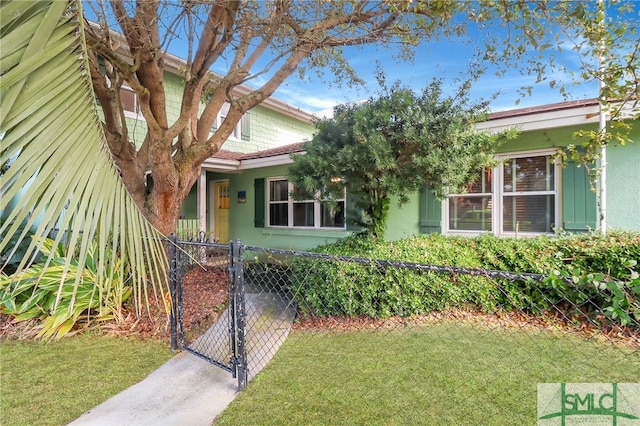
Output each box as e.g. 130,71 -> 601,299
168,237 -> 248,389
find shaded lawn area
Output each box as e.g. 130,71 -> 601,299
216,323 -> 640,425
0,334 -> 172,426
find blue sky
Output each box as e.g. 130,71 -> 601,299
210,14 -> 603,115
263,36 -> 599,114
255,17 -> 598,112
85,1 -> 625,115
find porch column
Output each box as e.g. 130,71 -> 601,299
197,170 -> 207,232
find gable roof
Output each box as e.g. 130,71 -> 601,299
210,143 -> 304,161
203,142 -> 305,171
236,143 -> 305,160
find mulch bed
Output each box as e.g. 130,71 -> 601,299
0,266 -> 229,341
292,308 -> 640,348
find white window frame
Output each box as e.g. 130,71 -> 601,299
100,76 -> 145,121
120,85 -> 144,120
446,169 -> 494,235
444,149 -> 560,237
266,177 -> 346,230
210,102 -> 241,139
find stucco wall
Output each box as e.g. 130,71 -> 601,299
606,127 -> 640,230
385,193 -> 421,241
496,123 -> 596,153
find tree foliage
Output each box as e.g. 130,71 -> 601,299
83,0 -> 639,235
289,76 -> 517,238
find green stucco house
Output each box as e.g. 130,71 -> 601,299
180,98 -> 639,250
95,34 -> 639,250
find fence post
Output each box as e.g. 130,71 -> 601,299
169,234 -> 178,352
176,237 -> 184,349
230,240 -> 248,390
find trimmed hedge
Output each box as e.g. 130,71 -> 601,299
290,232 -> 640,326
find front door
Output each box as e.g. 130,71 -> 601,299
214,181 -> 230,243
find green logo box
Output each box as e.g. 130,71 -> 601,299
538,383 -> 640,425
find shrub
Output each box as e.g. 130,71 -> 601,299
0,237 -> 132,339
290,232 -> 640,326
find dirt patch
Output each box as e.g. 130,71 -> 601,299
104,266 -> 229,339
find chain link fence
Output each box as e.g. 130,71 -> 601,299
238,244 -> 639,422
171,238 -> 639,420
242,244 -> 639,339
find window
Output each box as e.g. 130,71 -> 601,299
445,151 -> 558,236
95,56 -> 143,120
502,155 -> 555,233
120,86 -> 144,120
267,178 -> 345,229
210,102 -> 250,140
448,169 -> 493,232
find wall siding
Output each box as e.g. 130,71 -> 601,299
221,105 -> 315,153
606,130 -> 640,230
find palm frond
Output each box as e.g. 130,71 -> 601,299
0,0 -> 168,332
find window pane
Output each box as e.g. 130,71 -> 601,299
466,169 -> 492,194
120,88 -> 136,113
321,201 -> 345,228
503,156 -> 554,192
448,196 -> 492,231
270,180 -> 289,201
293,202 -> 314,227
269,204 -> 288,226
292,185 -> 312,201
502,195 -> 554,233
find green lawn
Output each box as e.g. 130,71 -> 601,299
0,334 -> 172,426
1,323 -> 637,426
216,323 -> 640,425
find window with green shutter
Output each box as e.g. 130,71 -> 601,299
437,150 -> 561,236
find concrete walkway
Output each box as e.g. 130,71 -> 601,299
69,292 -> 296,426
69,352 -> 238,426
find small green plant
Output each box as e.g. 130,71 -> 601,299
0,237 -> 132,339
573,259 -> 640,326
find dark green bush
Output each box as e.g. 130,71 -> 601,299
290,232 -> 640,326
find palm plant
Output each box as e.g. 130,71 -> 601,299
0,0 -> 168,337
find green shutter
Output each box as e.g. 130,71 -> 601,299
254,178 -> 265,228
562,162 -> 597,232
97,54 -> 106,75
419,184 -> 442,234
241,111 -> 251,141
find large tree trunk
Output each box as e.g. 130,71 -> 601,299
139,161 -> 201,237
